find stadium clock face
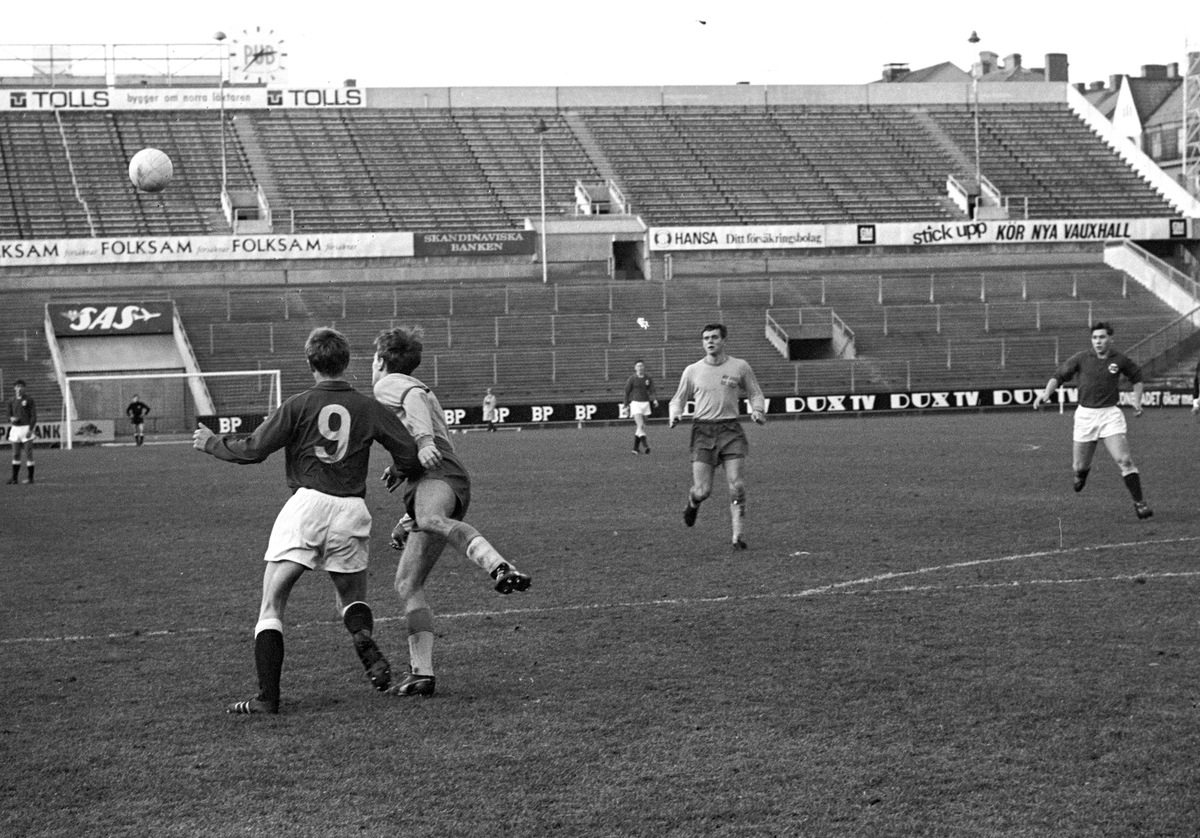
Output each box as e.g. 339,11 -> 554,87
230,27 -> 287,83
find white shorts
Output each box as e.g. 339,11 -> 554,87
8,425 -> 34,444
264,487 -> 372,573
1073,405 -> 1127,443
629,400 -> 652,417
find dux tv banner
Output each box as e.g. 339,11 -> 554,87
433,387 -> 1191,427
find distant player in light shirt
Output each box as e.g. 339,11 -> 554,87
193,327 -> 426,715
669,324 -> 766,550
373,326 -> 531,698
481,387 -> 499,432
624,359 -> 658,454
1032,321 -> 1152,519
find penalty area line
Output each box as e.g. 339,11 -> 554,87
5,537 -> 1198,646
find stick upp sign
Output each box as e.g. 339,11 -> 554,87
47,302 -> 175,336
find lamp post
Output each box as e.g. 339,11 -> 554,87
968,30 -> 982,200
534,118 -> 549,284
214,31 -> 228,198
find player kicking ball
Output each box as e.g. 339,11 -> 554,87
669,324 -> 766,550
193,328 -> 426,715
1032,321 -> 1152,520
373,326 -> 531,697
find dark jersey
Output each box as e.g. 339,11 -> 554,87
8,394 -> 36,426
624,373 -> 656,404
126,401 -> 150,423
202,380 -> 423,497
1054,349 -> 1142,409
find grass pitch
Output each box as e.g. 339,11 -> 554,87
2,410 -> 1199,837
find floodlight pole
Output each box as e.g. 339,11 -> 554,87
968,31 -> 982,212
973,76 -> 981,188
534,118 -> 549,284
214,31 -> 228,198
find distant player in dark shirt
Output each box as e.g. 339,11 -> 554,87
193,327 -> 425,715
7,379 -> 37,485
1032,321 -> 1152,519
125,395 -> 151,446
624,360 -> 658,454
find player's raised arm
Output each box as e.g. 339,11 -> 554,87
194,402 -> 291,464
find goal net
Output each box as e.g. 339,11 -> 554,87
62,369 -> 282,448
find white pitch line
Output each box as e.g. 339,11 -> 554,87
869,570 -> 1200,595
5,536 -> 1199,646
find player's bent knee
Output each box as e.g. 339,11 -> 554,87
413,512 -> 455,536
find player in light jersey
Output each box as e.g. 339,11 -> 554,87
482,388 -> 499,432
669,324 -> 766,549
1032,321 -> 1152,519
193,327 -> 426,715
373,326 -> 531,697
624,360 -> 659,454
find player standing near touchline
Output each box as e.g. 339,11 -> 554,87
7,380 -> 36,484
624,359 -> 659,455
481,387 -> 499,432
669,323 -> 766,550
1032,321 -> 1152,520
193,328 -> 426,715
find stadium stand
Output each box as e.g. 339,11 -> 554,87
0,100 -> 1181,238
0,111 -> 260,238
923,103 -> 1176,218
0,84 -> 1193,422
7,264 -> 1169,416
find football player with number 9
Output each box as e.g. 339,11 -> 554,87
193,327 -> 426,715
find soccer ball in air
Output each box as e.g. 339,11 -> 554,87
637,317 -> 650,330
128,148 -> 173,193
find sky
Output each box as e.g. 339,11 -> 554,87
2,0 -> 1198,90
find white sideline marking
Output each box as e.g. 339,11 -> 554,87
5,536 -> 1199,646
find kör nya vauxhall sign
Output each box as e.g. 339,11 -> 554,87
648,217 -> 1190,250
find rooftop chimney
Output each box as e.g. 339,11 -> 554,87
1109,74 -> 1123,90
1045,53 -> 1069,82
1088,81 -> 1106,92
1004,53 -> 1022,70
881,63 -> 910,82
1141,64 -> 1168,80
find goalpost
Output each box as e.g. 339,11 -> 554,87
61,369 -> 282,449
